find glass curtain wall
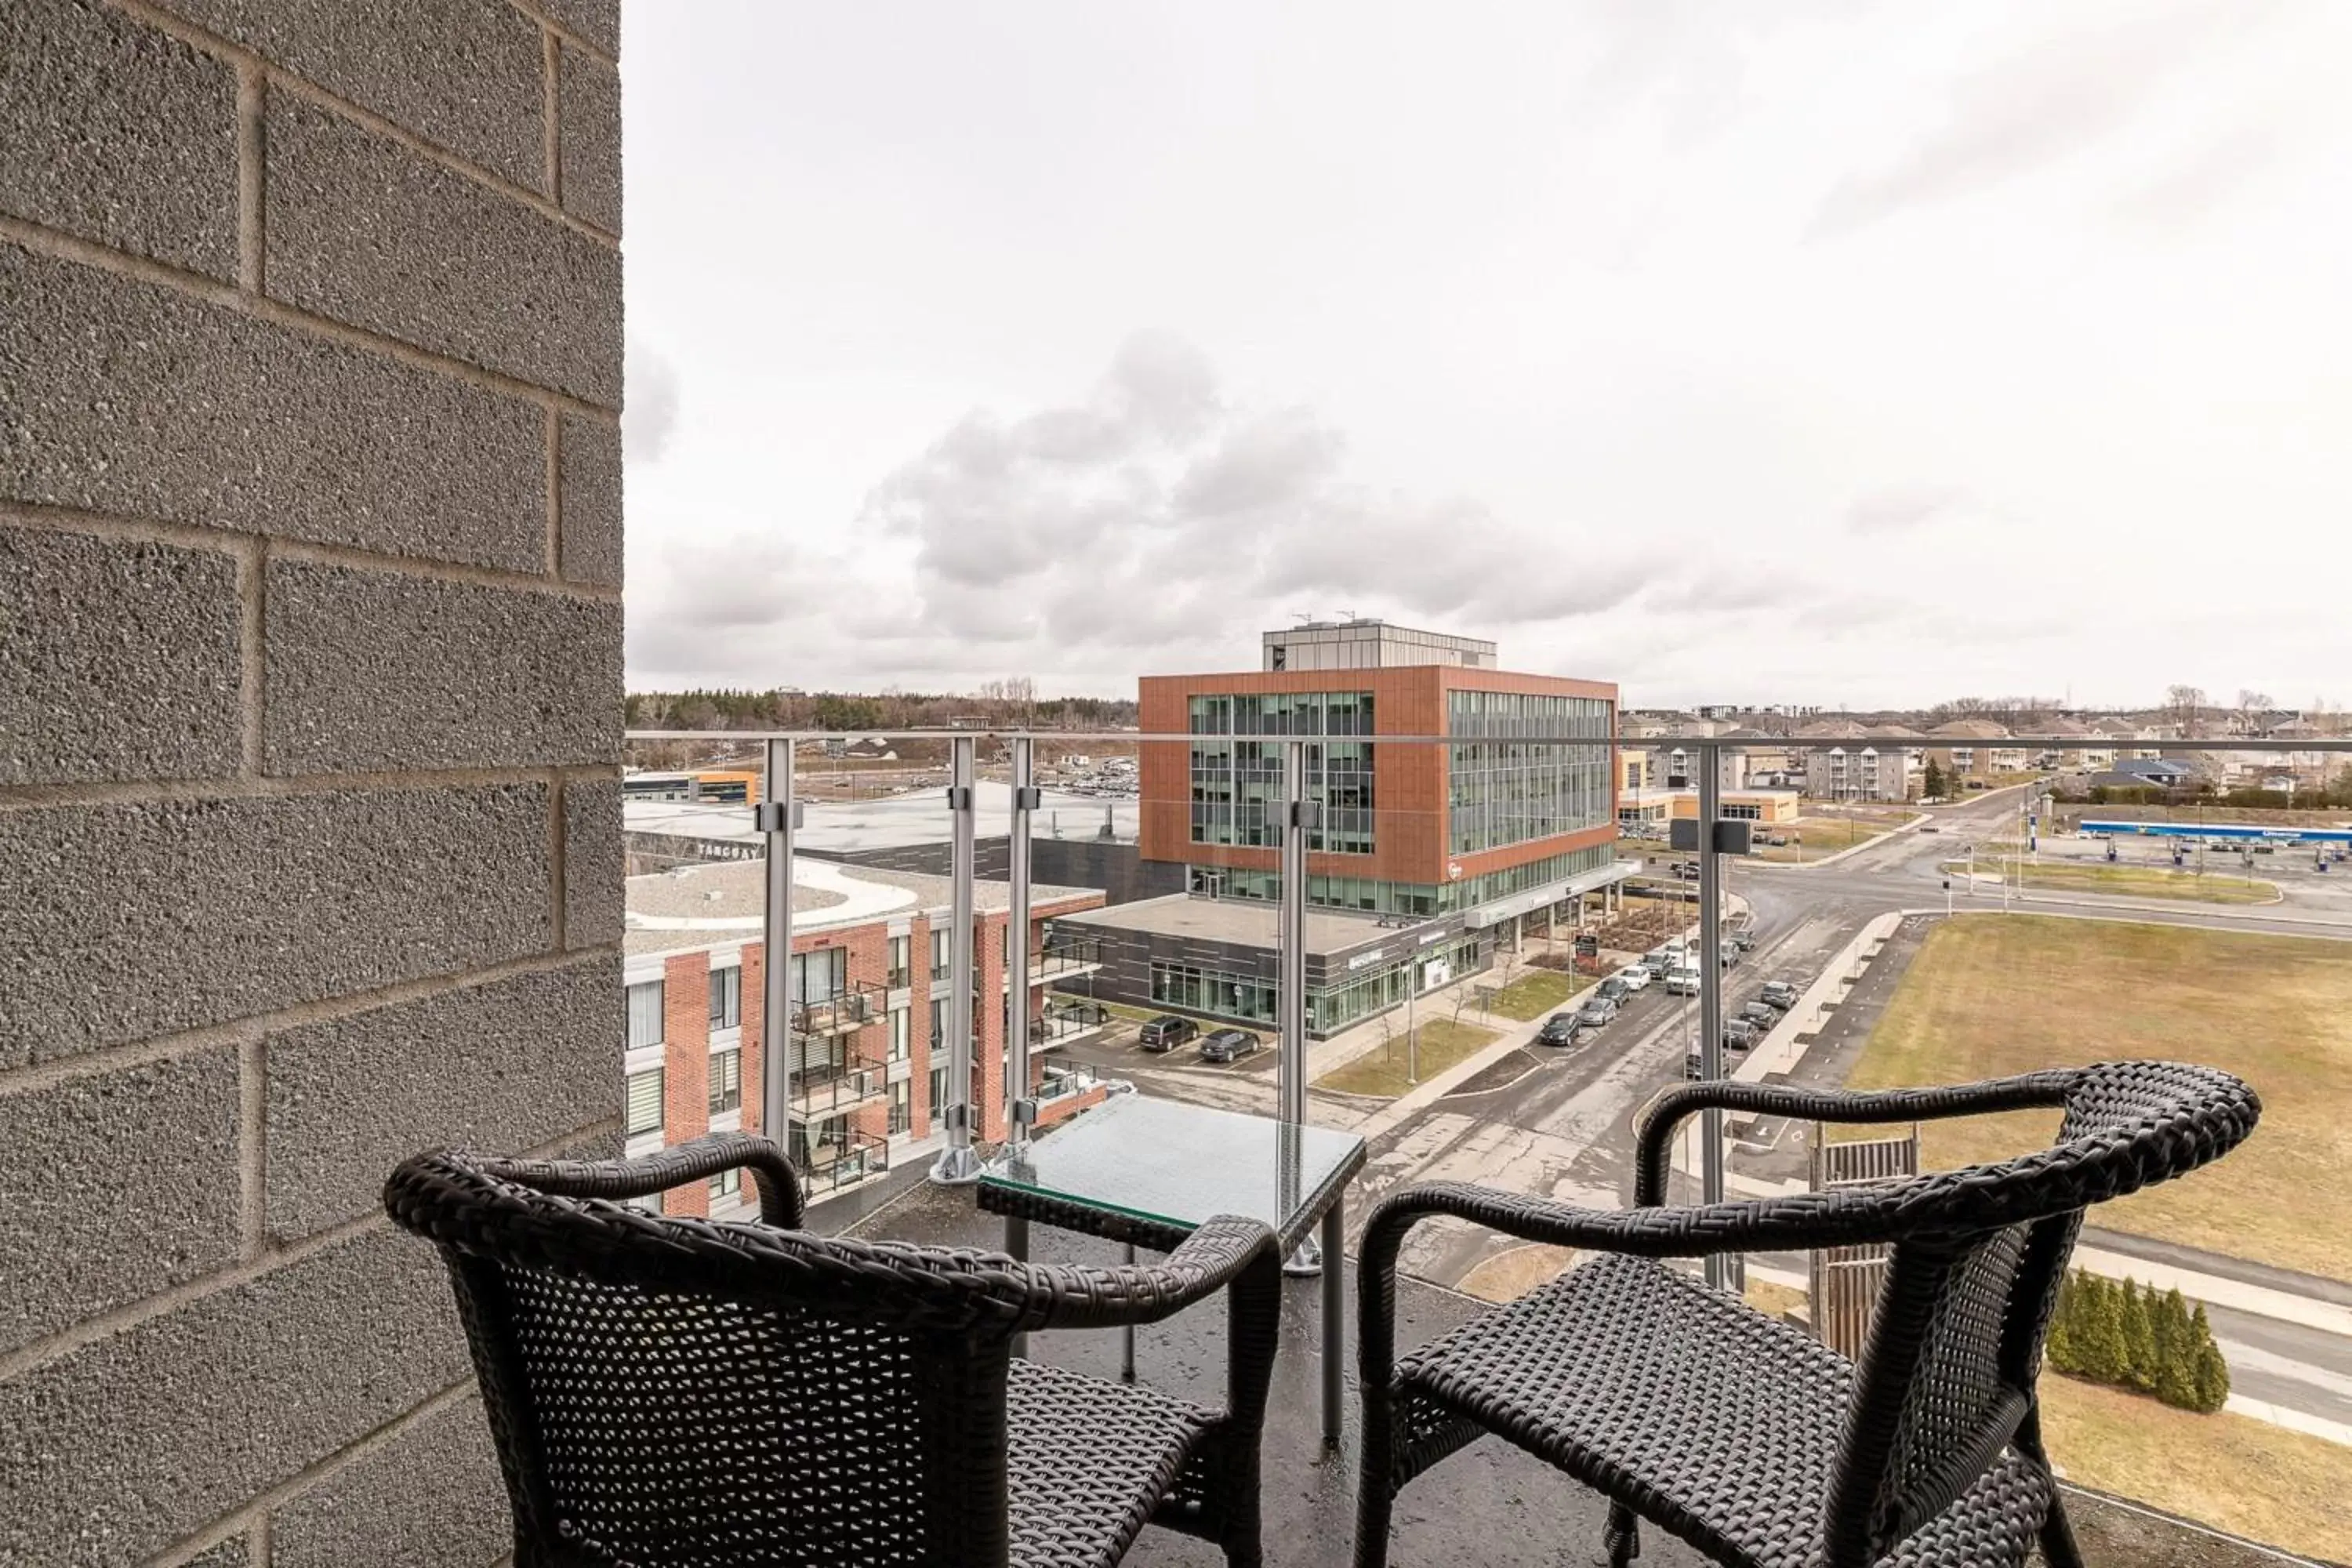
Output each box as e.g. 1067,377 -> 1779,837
1446,691 -> 1614,855
1189,691 -> 1374,854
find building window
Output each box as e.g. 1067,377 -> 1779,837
1150,962 -> 1277,1024
626,981 -> 665,1048
624,1068 -> 664,1136
887,934 -> 912,989
888,1007 -> 911,1062
931,928 -> 952,981
928,1066 -> 948,1128
708,1167 -> 741,1205
1186,691 -> 1375,855
929,996 -> 946,1050
709,1049 -> 742,1115
789,946 -> 848,1004
1723,803 -> 1762,821
888,1080 -> 913,1135
708,966 -> 740,1030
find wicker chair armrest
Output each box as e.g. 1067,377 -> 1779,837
1027,1214 -> 1281,1331
479,1132 -> 804,1229
1632,1071 -> 2078,1205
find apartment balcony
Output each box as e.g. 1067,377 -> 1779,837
793,1127 -> 890,1198
1027,933 -> 1107,984
793,980 -> 884,1039
787,1042 -> 890,1120
1031,998 -> 1112,1048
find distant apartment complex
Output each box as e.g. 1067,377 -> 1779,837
624,858 -> 1108,1213
1054,625 -> 1630,1037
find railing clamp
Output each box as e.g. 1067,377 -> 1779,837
1290,800 -> 1324,829
1011,1098 -> 1038,1127
945,786 -> 974,811
753,800 -> 804,833
944,1102 -> 971,1132
1011,786 -> 1043,811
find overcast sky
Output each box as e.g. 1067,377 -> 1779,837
619,1 -> 2350,710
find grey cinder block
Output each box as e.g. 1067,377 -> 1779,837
0,244 -> 547,572
0,0 -> 239,278
0,526 -> 243,787
263,557 -> 621,773
266,96 -> 622,405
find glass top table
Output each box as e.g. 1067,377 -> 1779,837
978,1094 -> 1367,1447
981,1094 -> 1365,1249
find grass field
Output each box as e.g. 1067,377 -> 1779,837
1942,857 -> 2278,905
2040,1374 -> 2352,1563
1316,1018 -> 1500,1098
1485,970 -> 1591,1021
1843,915 -> 2352,1281
1751,807 -> 1916,863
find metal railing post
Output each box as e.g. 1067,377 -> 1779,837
1698,741 -> 1728,1289
758,739 -> 799,1162
1280,737 -> 1319,1273
932,736 -> 984,1183
1006,736 -> 1038,1151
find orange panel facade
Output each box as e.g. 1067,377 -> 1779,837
1139,664 -> 1620,891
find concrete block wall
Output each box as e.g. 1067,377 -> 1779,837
0,3 -> 623,1565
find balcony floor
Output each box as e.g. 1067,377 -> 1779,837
848,1179 -> 1710,1567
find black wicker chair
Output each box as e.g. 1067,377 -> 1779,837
1355,1061 -> 2260,1568
386,1133 -> 1284,1568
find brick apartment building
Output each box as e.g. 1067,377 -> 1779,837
623,857 -> 1108,1216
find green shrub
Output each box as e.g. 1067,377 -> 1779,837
2043,1269 -> 2228,1413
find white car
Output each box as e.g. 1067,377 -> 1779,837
1613,965 -> 1653,993
1664,966 -> 1702,996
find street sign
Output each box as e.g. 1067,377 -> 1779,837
1573,933 -> 1599,958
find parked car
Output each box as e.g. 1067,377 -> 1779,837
1764,833 -> 1790,846
1641,949 -> 1679,976
1198,1027 -> 1262,1064
1684,1048 -> 1704,1080
1739,1000 -> 1779,1029
1138,1014 -> 1199,1052
1722,1018 -> 1759,1051
1664,967 -> 1701,996
1595,976 -> 1629,1004
1759,981 -> 1800,1009
1719,942 -> 1740,969
1729,927 -> 1757,952
1576,994 -> 1621,1029
1536,1012 -> 1583,1048
1919,825 -> 1942,834
1614,965 -> 1653,993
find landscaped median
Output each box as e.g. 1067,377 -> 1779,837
1748,805 -> 1918,863
1481,967 -> 1594,1022
1313,1018 -> 1500,1098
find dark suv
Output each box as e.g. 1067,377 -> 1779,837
1138,1014 -> 1199,1052
1199,1028 -> 1262,1064
1536,1012 -> 1582,1047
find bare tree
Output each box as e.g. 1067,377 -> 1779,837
2165,684 -> 2207,738
2235,689 -> 2274,735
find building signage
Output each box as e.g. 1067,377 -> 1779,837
1417,928 -> 1449,946
1347,948 -> 1387,971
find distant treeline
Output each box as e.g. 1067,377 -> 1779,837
625,685 -> 1138,735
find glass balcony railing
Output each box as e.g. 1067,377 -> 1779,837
790,1127 -> 888,1197
618,724 -> 2352,1566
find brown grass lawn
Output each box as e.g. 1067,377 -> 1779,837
1316,1018 -> 1500,1098
1943,857 -> 2278,906
1843,915 -> 2352,1281
1486,970 -> 1588,1022
2040,1375 -> 2352,1563
1751,807 -> 1915,863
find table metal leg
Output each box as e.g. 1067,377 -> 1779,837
1321,1197 -> 1345,1449
1005,1215 -> 1029,1360
1122,1241 -> 1138,1383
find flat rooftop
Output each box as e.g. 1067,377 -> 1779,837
1054,892 -> 1395,958
626,782 -> 1139,854
625,857 -> 1100,957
